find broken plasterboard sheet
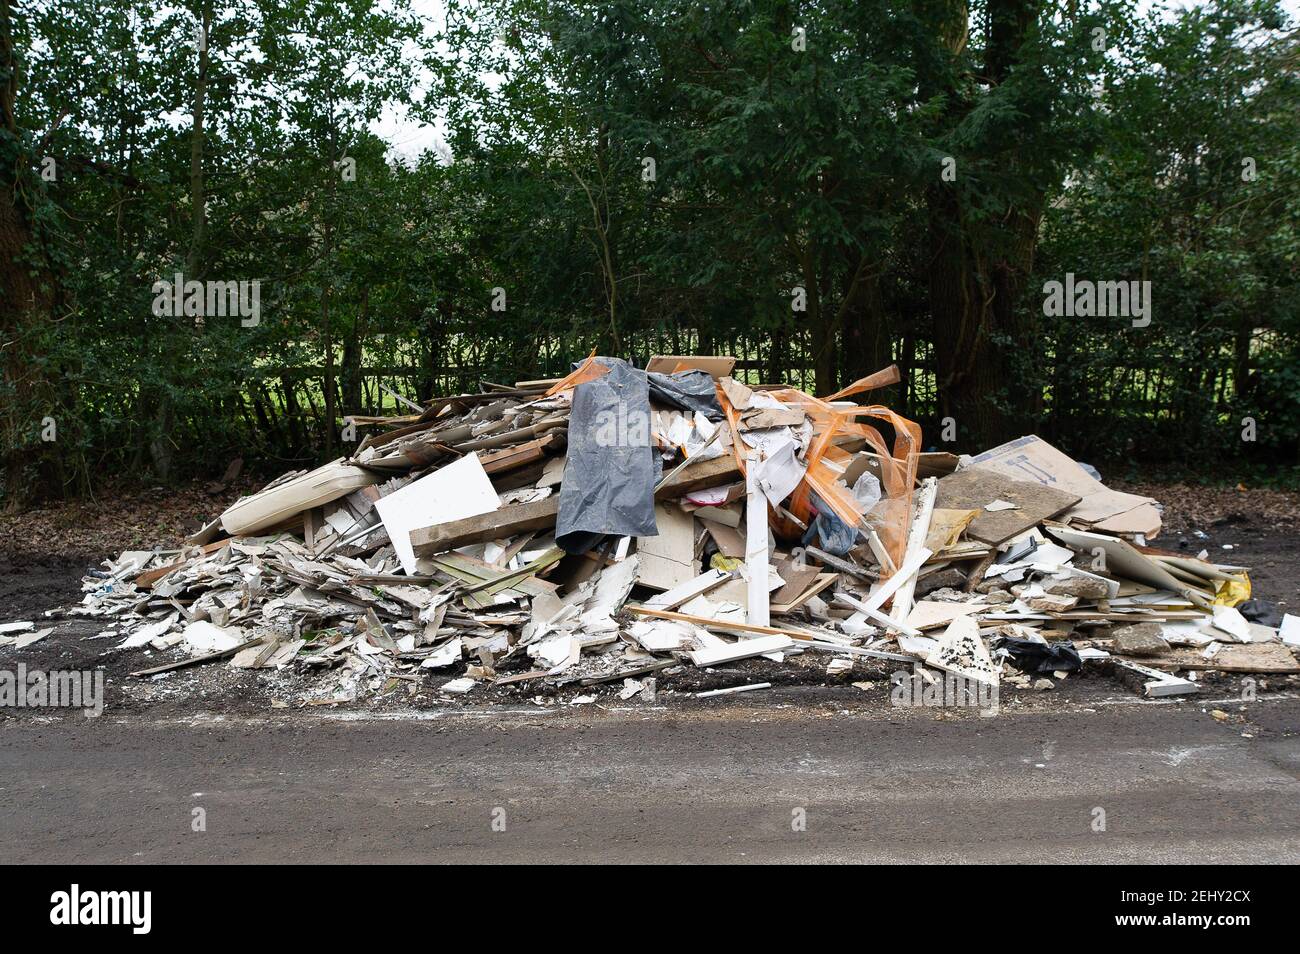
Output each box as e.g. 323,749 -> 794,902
578,556 -> 640,630
1090,501 -> 1162,537
1210,606 -> 1253,642
377,452 -> 502,575
688,634 -> 794,666
966,435 -> 1156,528
635,504 -> 698,591
1046,526 -> 1196,600
627,620 -> 695,652
1281,614 -> 1300,648
704,522 -> 745,559
924,615 -> 999,686
11,628 -> 53,649
181,620 -> 244,656
935,469 -> 1080,545
750,436 -> 806,507
220,458 -> 382,536
1065,490 -> 1159,528
967,434 -> 1105,498
420,638 -> 463,669
119,612 -> 181,649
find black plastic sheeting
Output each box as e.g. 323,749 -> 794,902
646,369 -> 724,421
556,358 -> 662,554
1239,599 -> 1283,628
995,637 -> 1083,674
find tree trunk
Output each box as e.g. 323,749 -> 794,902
925,0 -> 1045,451
1,0 -> 54,509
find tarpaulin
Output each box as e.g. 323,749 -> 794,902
647,369 -> 724,421
555,358 -> 661,554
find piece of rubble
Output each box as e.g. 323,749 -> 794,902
1111,622 -> 1170,657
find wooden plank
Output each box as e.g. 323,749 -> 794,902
414,498 -> 560,556
129,637 -> 263,677
644,568 -> 734,610
134,541 -> 229,589
1121,642 -> 1298,674
744,452 -> 770,627
410,454 -> 741,556
890,477 -> 937,623
770,573 -> 837,614
477,434 -> 557,475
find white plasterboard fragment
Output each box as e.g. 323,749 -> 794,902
324,507 -> 358,536
530,633 -> 579,671
897,633 -> 940,658
1211,605 -> 1252,642
13,627 -> 53,649
627,620 -> 694,652
753,437 -> 806,507
420,637 -> 463,669
688,634 -> 793,666
587,555 -> 639,618
0,621 -> 36,635
440,677 -> 476,694
1281,614 -> 1300,648
181,620 -> 243,656
119,612 -> 181,649
924,615 -> 998,686
984,499 -> 1019,512
375,452 -> 501,575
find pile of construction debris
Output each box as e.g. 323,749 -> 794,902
31,354 -> 1298,706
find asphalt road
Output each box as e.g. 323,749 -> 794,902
2,693 -> 1298,864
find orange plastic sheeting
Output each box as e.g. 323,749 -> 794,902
544,349 -> 608,397
821,364 -> 902,402
714,367 -> 920,565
